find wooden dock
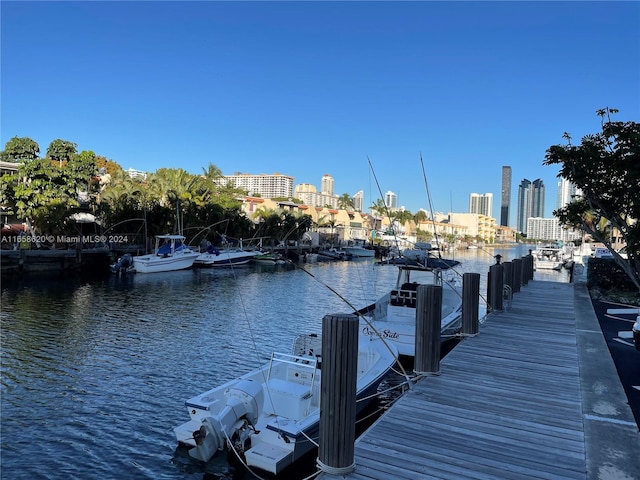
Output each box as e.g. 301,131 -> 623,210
320,280 -> 640,479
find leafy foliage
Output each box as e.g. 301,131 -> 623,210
337,193 -> 354,210
46,139 -> 78,166
543,108 -> 640,291
1,136 -> 40,161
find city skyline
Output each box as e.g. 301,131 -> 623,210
2,2 -> 638,220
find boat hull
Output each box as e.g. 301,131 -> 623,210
132,253 -> 199,273
344,246 -> 375,258
193,250 -> 258,267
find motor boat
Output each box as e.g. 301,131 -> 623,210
194,236 -> 259,267
131,235 -> 199,273
360,244 -> 463,357
173,333 -> 397,475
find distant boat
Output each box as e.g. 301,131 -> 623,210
194,236 -> 258,267
317,248 -> 353,261
532,245 -> 564,271
194,245 -> 258,267
344,244 -> 375,258
252,252 -> 287,265
131,235 -> 199,274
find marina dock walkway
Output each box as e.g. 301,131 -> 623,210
321,280 -> 640,479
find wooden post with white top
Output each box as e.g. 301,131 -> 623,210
317,313 -> 358,475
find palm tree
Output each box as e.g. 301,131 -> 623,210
370,199 -> 387,217
337,193 -> 354,211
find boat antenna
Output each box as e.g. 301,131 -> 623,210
367,155 -> 402,256
420,152 -> 442,258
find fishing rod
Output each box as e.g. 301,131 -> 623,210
367,155 -> 404,257
419,152 -> 443,258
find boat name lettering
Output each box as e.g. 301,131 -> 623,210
362,326 -> 399,339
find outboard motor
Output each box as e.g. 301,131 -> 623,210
111,253 -> 133,274
188,379 -> 264,462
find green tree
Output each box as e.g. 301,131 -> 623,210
46,139 -> 78,167
337,193 -> 354,210
69,150 -> 98,191
414,210 -> 428,223
543,107 -> 640,291
370,198 -> 387,217
9,157 -> 69,233
415,228 -> 433,242
1,136 -> 40,162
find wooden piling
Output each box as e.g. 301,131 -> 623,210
512,258 -> 522,293
462,273 -> 480,336
503,261 -> 513,292
489,263 -> 504,312
523,254 -> 534,282
318,313 -> 358,475
414,285 -> 442,375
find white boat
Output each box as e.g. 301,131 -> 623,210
252,252 -> 287,265
343,244 -> 375,258
131,235 -> 199,273
194,237 -> 259,267
402,242 -> 439,263
317,248 -> 353,261
533,245 -> 564,271
194,247 -> 258,267
173,333 -> 397,475
360,251 -> 463,357
303,252 -> 318,262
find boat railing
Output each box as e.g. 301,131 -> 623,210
266,352 -> 319,387
264,352 -> 319,419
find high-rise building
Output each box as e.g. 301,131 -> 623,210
469,193 -> 493,217
526,217 -> 582,242
352,190 -> 364,212
294,183 -> 338,209
556,177 -> 582,210
221,173 -> 294,198
517,178 -> 545,233
321,174 -> 334,196
500,166 -> 511,227
384,191 -> 397,209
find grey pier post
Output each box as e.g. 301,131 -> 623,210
462,272 -> 480,336
415,284 -> 442,375
318,313 -> 358,475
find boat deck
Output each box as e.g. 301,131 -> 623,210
320,280 -> 640,479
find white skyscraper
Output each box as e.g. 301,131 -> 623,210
321,174 -> 334,196
556,177 -> 582,210
352,190 -> 364,212
384,191 -> 397,209
469,193 -> 493,217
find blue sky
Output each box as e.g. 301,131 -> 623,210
2,1 -> 639,225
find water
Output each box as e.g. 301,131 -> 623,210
0,244 -> 567,480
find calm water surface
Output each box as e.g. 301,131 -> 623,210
0,245 -> 567,479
